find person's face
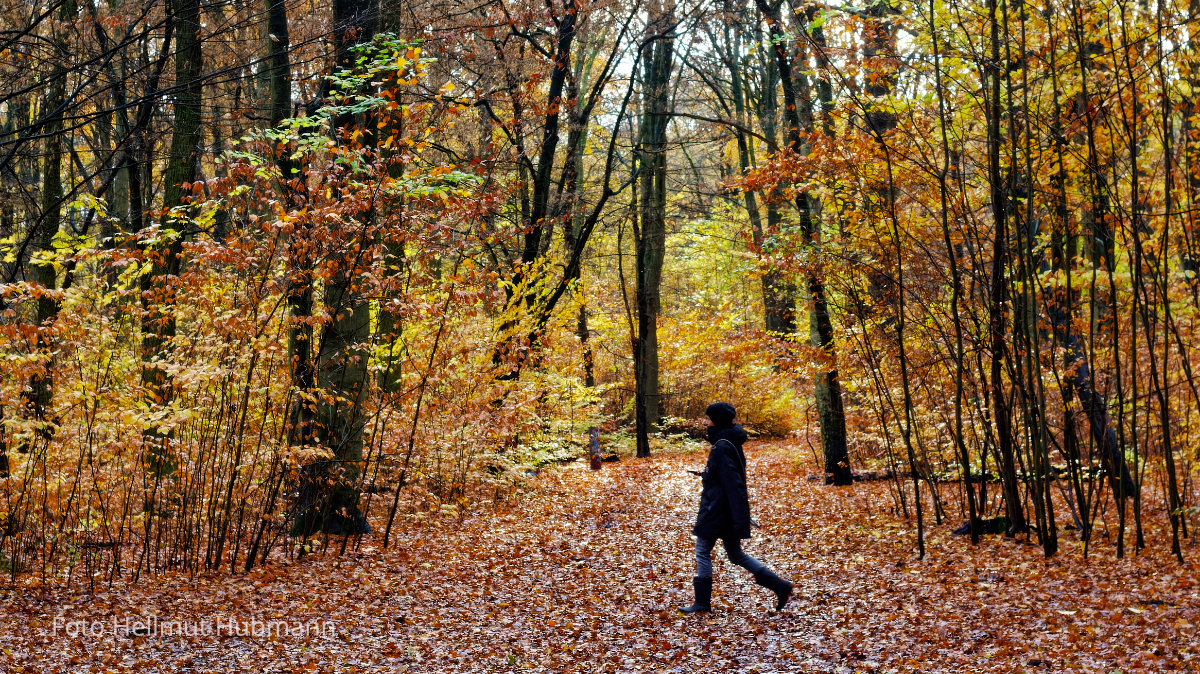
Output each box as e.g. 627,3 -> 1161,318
704,416 -> 713,428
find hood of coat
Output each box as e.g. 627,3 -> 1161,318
707,423 -> 748,447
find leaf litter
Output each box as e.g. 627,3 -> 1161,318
1,441 -> 1196,672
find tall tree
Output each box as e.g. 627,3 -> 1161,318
291,0 -> 377,536
564,26 -> 603,388
19,0 -> 77,455
141,0 -> 204,474
485,0 -> 639,381
981,0 -> 1025,534
706,2 -> 795,334
755,0 -> 851,484
633,0 -> 675,458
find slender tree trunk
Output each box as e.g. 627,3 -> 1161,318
565,32 -> 596,388
724,9 -> 793,334
1183,0 -> 1200,284
983,0 -> 1025,534
750,18 -> 796,334
757,0 -> 850,484
21,0 -> 77,454
141,0 -> 204,475
722,7 -> 794,334
1008,0 -> 1056,555
1150,0 -> 1183,562
928,0 -> 978,543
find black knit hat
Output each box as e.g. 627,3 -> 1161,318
704,402 -> 736,427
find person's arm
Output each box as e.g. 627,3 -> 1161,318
690,448 -> 715,478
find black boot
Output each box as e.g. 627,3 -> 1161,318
754,568 -> 793,610
679,576 -> 712,613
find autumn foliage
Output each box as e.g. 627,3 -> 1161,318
2,0 -> 1200,669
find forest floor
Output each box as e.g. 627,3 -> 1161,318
2,440 -> 1198,673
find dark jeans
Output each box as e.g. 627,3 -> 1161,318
694,536 -> 765,579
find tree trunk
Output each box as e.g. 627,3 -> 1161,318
984,0 -> 1026,534
141,0 -> 204,475
267,0 -> 316,452
489,0 -> 580,380
291,0 -> 376,537
634,0 -> 674,459
723,6 -> 795,334
565,32 -> 596,388
756,0 -> 850,484
929,0 -> 979,543
21,0 -> 75,454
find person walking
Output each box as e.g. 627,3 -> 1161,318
679,402 -> 793,614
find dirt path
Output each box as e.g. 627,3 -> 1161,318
2,442 -> 1197,672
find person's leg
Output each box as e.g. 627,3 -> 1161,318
722,538 -> 794,610
720,538 -> 766,575
695,537 -> 716,579
681,538 -> 715,613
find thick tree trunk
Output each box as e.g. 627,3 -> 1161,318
634,0 -> 674,459
267,0 -> 316,452
295,268 -> 371,535
292,0 -> 375,536
375,24 -> 408,393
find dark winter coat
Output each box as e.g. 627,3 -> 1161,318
692,424 -> 752,540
